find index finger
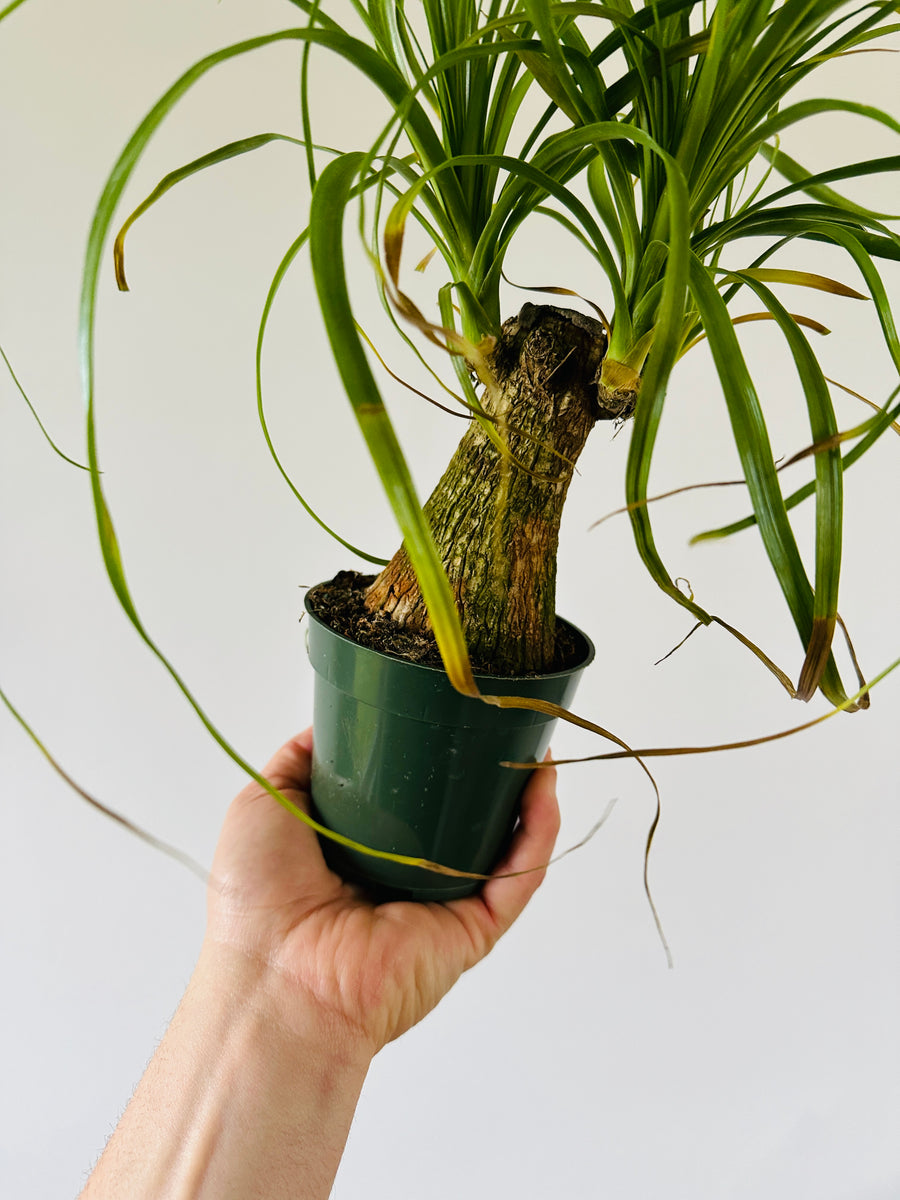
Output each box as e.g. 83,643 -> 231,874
258,726 -> 315,796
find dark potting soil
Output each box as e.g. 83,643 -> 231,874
305,570 -> 580,677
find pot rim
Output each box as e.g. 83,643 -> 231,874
303,588 -> 595,683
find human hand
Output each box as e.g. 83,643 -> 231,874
80,730 -> 559,1200
205,727 -> 560,1056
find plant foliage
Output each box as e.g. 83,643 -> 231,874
107,0 -> 899,710
48,2 -> 900,740
3,0 -> 898,886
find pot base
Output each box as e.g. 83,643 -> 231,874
315,828 -> 506,903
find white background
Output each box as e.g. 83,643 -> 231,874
1,3 -> 898,1197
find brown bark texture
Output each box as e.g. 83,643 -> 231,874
364,303 -> 633,675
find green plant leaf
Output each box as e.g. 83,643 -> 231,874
113,132 -> 318,289
702,97 -> 900,216
688,257 -> 856,708
536,656 -> 900,767
693,384 -> 900,542
309,152 -> 478,696
735,267 -> 868,300
0,680 -> 209,882
74,25 -> 487,859
0,0 -> 27,22
1,341 -> 90,470
256,229 -> 389,566
759,143 -> 900,222
728,271 -> 844,701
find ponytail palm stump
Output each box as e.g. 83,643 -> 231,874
362,302 -> 612,675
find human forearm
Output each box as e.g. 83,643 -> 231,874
80,943 -> 373,1200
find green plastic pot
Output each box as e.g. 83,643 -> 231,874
304,594 -> 595,901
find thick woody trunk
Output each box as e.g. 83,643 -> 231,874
365,303 -> 635,675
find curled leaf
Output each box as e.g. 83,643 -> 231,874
681,310 -> 830,356
737,267 -> 869,300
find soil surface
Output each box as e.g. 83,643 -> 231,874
306,571 -> 580,676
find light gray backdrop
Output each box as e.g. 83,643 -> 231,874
2,3 -> 898,1197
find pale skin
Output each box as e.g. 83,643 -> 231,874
79,728 -> 560,1200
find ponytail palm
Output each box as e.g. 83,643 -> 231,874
82,0 -> 898,725
303,0 -> 899,706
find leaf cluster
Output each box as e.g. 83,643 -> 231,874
300,0 -> 900,708
46,0 -> 900,717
